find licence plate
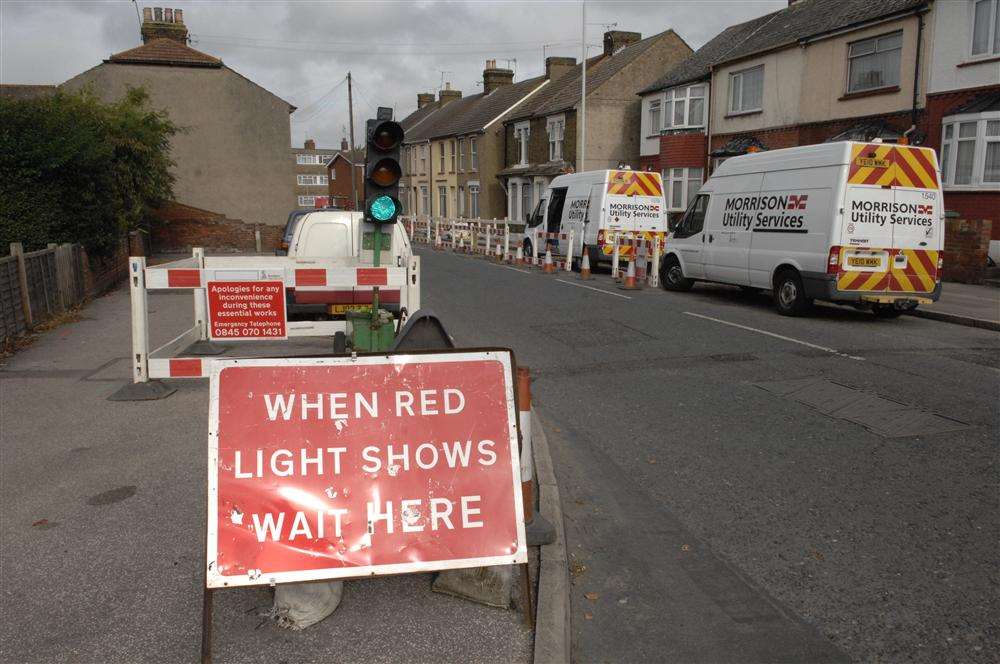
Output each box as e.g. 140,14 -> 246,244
327,304 -> 371,314
844,252 -> 887,271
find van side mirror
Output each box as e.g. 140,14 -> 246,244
667,217 -> 680,233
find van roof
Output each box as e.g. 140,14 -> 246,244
712,141 -> 932,178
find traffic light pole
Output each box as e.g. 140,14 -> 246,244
347,72 -> 358,211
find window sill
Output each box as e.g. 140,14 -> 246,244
723,109 -> 762,119
943,184 -> 1000,192
838,85 -> 900,101
957,54 -> 1000,67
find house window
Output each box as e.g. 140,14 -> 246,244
420,185 -> 429,215
458,138 -> 465,171
648,99 -> 662,135
546,115 -> 565,161
469,184 -> 480,218
296,154 -> 324,165
297,195 -> 316,207
450,140 -> 456,171
438,143 -> 445,173
438,186 -> 448,216
663,167 -> 704,211
847,31 -> 902,93
458,185 -> 465,217
940,113 -> 1000,187
470,138 -> 478,171
421,145 -> 427,173
515,121 -> 530,165
728,66 -> 763,114
972,0 -> 1000,57
329,167 -> 336,180
297,174 -> 328,186
663,85 -> 707,130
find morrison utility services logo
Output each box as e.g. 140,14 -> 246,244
848,200 -> 935,228
721,193 -> 809,233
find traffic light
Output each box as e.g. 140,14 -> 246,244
364,107 -> 404,224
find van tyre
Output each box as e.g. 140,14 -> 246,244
773,269 -> 812,316
587,245 -> 602,272
661,256 -> 693,291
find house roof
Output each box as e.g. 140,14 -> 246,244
400,100 -> 443,136
106,37 -> 223,68
947,90 -> 1000,115
508,30 -> 676,121
431,75 -> 548,138
641,0 -> 928,95
0,84 -> 57,101
638,17 -> 773,94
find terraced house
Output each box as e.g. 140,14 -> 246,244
638,0 -> 998,228
400,62 -> 549,220
499,29 -> 692,222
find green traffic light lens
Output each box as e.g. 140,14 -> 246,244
370,195 -> 397,222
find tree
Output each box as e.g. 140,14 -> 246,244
0,86 -> 177,254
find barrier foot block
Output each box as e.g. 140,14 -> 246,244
107,380 -> 176,402
183,340 -> 226,356
432,565 -> 513,609
526,512 -> 556,547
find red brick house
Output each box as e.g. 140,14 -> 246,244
327,150 -> 364,210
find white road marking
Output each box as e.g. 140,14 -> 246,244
500,265 -> 532,274
683,311 -> 865,361
556,279 -> 632,300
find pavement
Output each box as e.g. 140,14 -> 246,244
908,281 -> 999,330
0,288 -> 536,663
412,247 -> 998,664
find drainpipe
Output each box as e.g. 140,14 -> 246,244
706,67 -> 714,174
910,11 -> 925,130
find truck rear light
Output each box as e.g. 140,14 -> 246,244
937,253 -> 943,281
827,246 -> 842,274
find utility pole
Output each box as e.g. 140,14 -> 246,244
347,72 -> 358,211
580,2 -> 586,174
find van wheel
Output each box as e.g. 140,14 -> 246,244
661,256 -> 693,291
773,269 -> 812,316
587,245 -> 602,271
873,304 -> 903,319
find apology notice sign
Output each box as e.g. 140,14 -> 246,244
206,352 -> 526,588
207,280 -> 287,340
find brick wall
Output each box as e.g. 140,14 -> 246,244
328,158 -> 362,209
943,218 -> 992,283
660,131 -> 707,169
151,201 -> 282,253
922,85 -> 1000,153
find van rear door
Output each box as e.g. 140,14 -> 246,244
840,143 -> 941,294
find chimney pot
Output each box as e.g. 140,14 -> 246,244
141,5 -> 188,43
164,8 -> 173,22
174,8 -> 183,23
154,7 -> 163,21
304,139 -> 316,150
142,7 -> 153,21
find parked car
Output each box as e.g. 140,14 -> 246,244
661,141 -> 944,318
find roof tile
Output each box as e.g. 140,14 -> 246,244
107,38 -> 222,68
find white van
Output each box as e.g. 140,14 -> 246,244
661,141 -> 944,317
523,169 -> 667,266
286,210 -> 412,316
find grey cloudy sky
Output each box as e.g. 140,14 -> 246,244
2,0 -> 785,148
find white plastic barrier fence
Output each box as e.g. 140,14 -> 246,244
128,248 -> 420,381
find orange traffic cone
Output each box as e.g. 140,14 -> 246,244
542,249 -> 556,274
620,260 -> 640,290
580,250 -> 592,280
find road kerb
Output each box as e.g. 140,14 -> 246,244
907,308 -> 1000,331
531,409 -> 570,664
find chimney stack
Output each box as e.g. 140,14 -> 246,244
438,82 -> 462,105
140,7 -> 188,44
603,30 -> 641,57
341,138 -> 349,151
304,139 -> 316,150
545,56 -> 576,82
417,92 -> 435,109
483,60 -> 514,94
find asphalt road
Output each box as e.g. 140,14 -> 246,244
415,248 -> 999,664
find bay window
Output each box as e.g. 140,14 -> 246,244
940,112 -> 1000,188
648,99 -> 662,135
662,84 -> 706,130
663,167 -> 704,211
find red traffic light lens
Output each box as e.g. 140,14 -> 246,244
371,121 -> 403,152
369,158 -> 401,187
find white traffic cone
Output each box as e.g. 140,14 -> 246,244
516,246 -> 524,265
580,250 -> 592,280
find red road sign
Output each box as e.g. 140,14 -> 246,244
207,281 -> 287,341
206,352 -> 526,588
